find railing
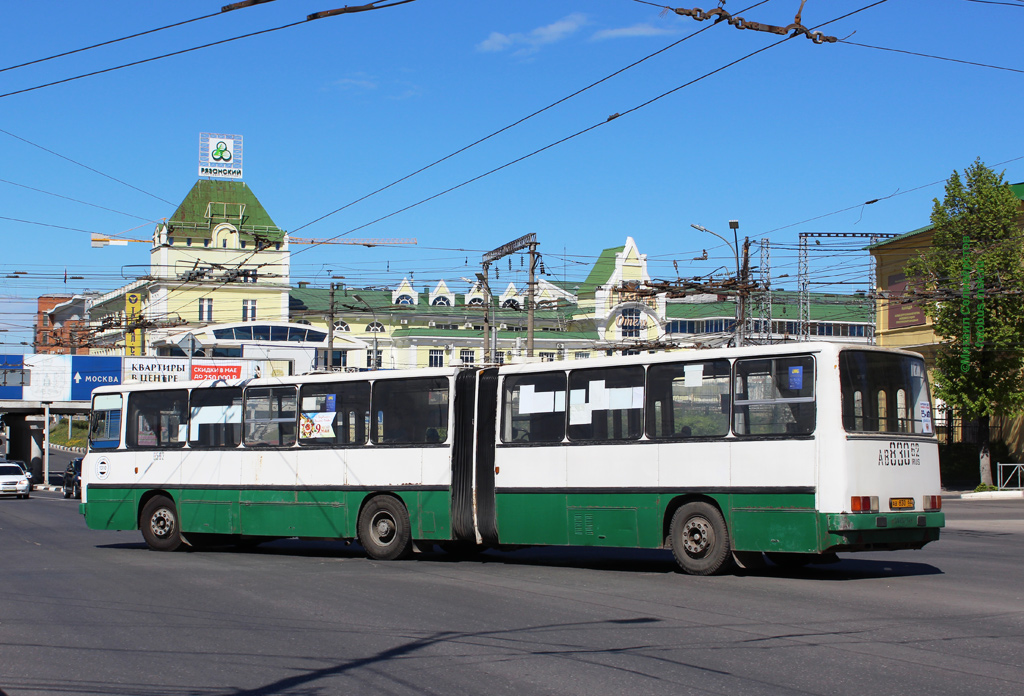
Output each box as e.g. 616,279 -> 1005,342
997,462 -> 1024,490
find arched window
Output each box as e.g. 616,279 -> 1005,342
366,321 -> 385,333
395,295 -> 414,305
431,296 -> 452,307
333,320 -> 349,332
467,297 -> 484,306
502,299 -> 521,310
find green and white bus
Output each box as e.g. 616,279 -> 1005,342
81,342 -> 944,574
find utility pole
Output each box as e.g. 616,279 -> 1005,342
477,264 -> 491,363
482,232 -> 538,362
738,231 -> 750,347
327,282 -> 336,370
527,240 -> 538,357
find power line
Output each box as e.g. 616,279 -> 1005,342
840,40 -> 1024,74
0,127 -> 174,205
0,1 -> 417,101
288,0 -> 774,240
0,10 -> 224,74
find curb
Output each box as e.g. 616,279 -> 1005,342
960,490 -> 1024,500
49,444 -> 87,454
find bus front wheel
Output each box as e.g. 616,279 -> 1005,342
140,496 -> 182,552
358,496 -> 412,561
670,502 -> 732,575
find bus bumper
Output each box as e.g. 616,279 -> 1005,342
822,511 -> 945,552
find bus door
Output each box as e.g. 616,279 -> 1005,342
450,368 -> 499,545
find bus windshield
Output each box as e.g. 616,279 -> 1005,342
840,350 -> 933,435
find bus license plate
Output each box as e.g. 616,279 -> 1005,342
889,497 -> 915,510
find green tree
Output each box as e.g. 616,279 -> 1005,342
905,159 -> 1024,485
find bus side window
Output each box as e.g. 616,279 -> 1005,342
371,377 -> 449,445
567,366 -> 644,442
501,373 -> 566,444
127,390 -> 188,449
645,360 -> 730,439
90,393 -> 123,449
732,356 -> 815,436
298,381 -> 370,446
189,387 -> 242,448
244,386 -> 298,447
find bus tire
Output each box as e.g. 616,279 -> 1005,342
358,496 -> 412,561
140,495 -> 182,552
670,501 -> 732,576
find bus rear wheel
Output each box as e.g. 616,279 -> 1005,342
358,496 -> 412,561
140,495 -> 182,552
670,501 -> 733,575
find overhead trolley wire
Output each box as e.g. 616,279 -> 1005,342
0,1 -> 412,101
0,10 -> 224,74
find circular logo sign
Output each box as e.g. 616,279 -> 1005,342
95,459 -> 110,481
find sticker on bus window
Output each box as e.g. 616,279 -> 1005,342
684,364 -> 703,388
788,366 -> 803,390
325,394 -> 336,412
300,412 -> 336,439
919,402 -> 933,434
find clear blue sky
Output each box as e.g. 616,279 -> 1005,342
1,0 -> 1021,349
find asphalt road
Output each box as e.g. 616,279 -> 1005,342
1,490 -> 1022,696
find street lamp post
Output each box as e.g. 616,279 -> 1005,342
352,294 -> 379,371
691,221 -> 743,347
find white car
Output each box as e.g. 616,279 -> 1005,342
0,463 -> 31,499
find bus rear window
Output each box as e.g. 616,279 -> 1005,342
90,394 -> 123,449
840,351 -> 933,435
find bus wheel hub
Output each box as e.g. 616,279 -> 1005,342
682,517 -> 711,555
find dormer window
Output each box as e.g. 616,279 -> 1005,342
431,296 -> 452,306
395,295 -> 414,305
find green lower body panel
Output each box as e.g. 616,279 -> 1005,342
83,488 -> 140,531
83,488 -> 452,541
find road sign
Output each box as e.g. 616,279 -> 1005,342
71,356 -> 122,401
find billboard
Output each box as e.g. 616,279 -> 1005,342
198,133 -> 243,179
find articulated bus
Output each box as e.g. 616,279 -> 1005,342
80,342 -> 944,575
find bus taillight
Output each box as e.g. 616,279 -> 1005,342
922,495 -> 942,511
851,496 -> 879,513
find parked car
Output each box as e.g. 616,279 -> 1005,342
63,458 -> 83,499
7,460 -> 33,491
0,463 -> 31,499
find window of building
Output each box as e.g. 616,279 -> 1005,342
646,360 -> 730,439
395,294 -> 414,305
460,349 -> 475,364
467,297 -> 484,306
371,377 -> 449,445
188,388 -> 242,448
428,349 -> 444,368
333,320 -> 349,332
432,296 -> 452,306
366,349 -> 382,369
619,307 -> 642,338
298,381 -> 370,446
323,349 -> 348,369
242,299 -> 257,322
244,386 -> 297,447
502,298 -> 521,310
568,366 -> 644,441
574,351 -> 590,360
733,356 -> 815,436
127,390 -> 188,449
366,321 -> 385,333
186,238 -> 192,247
538,351 -> 556,362
501,372 -> 566,444
198,298 -> 213,322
